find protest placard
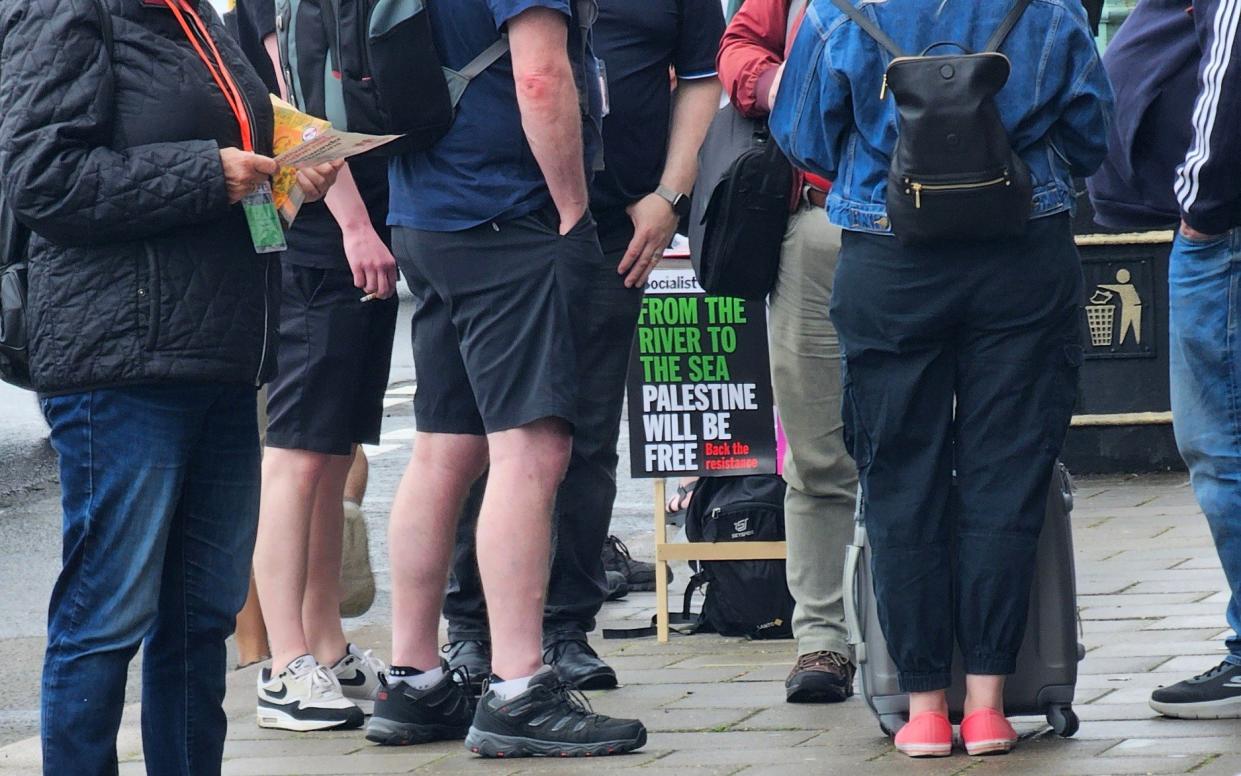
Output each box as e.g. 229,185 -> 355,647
627,262 -> 777,478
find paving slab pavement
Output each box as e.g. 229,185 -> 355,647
2,396 -> 1241,774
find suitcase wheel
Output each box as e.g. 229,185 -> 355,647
1047,705 -> 1079,738
878,714 -> 905,738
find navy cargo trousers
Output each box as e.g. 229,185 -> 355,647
831,214 -> 1084,692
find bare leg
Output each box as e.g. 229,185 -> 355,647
389,432 -> 489,669
303,454 -> 355,664
963,674 -> 1006,716
908,689 -> 949,718
253,447 -> 331,673
478,418 -> 572,680
234,574 -> 270,668
344,446 -> 368,506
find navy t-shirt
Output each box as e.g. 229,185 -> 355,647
387,0 -> 602,232
232,0 -> 391,269
589,0 -> 724,231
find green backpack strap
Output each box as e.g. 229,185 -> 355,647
443,34 -> 510,107
443,0 -> 595,108
274,0 -> 307,110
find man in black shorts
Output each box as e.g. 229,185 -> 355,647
441,0 -> 725,691
364,0 -> 646,758
230,0 -> 399,732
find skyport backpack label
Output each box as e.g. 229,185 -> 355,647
831,0 -> 1035,245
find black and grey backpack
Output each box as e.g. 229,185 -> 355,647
683,475 -> 795,640
275,0 -> 597,154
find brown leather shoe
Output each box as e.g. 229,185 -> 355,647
785,651 -> 856,704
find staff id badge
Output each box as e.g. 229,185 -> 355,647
243,181 -> 287,254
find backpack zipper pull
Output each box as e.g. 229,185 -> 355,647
912,182 -> 923,208
880,73 -> 888,100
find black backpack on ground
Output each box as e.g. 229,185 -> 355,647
683,475 -> 795,640
0,0 -> 114,390
830,0 -> 1034,245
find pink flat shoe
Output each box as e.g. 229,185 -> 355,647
893,711 -> 953,758
960,708 -> 1018,756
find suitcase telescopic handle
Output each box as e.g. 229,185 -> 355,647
843,486 -> 868,665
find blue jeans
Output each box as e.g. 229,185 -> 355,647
1169,230 -> 1241,668
39,384 -> 261,776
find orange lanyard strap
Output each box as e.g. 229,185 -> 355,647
163,0 -> 254,153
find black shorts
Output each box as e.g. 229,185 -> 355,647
393,210 -> 599,435
265,261 -> 399,455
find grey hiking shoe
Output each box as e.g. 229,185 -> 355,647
465,667 -> 646,758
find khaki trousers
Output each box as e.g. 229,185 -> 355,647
769,205 -> 857,657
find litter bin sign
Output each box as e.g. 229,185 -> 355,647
1081,258 -> 1155,359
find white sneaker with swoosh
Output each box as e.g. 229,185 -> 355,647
331,643 -> 387,715
256,654 -> 365,732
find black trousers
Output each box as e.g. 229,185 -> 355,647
831,214 -> 1083,692
443,224 -> 644,644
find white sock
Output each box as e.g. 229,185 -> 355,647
394,666 -> 444,691
490,675 -> 534,700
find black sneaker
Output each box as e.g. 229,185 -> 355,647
1150,660 -> 1241,719
544,638 -> 618,690
365,663 -> 474,746
465,667 -> 646,758
442,640 -> 491,695
605,570 -> 629,601
602,536 -> 669,592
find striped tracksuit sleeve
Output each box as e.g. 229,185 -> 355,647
1176,0 -> 1241,234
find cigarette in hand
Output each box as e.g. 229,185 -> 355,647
360,293 -> 377,303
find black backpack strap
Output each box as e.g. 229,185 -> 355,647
983,0 -> 1034,53
320,0 -> 342,78
601,573 -> 709,640
829,0 -> 904,59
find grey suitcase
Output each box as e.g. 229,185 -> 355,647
843,462 -> 1083,738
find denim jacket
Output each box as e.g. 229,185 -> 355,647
770,0 -> 1114,235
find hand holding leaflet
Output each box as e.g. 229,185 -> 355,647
269,96 -> 402,227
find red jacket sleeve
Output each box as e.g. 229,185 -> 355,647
717,0 -> 790,118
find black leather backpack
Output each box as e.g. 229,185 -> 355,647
831,0 -> 1035,245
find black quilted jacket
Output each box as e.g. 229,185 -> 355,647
0,0 -> 277,393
